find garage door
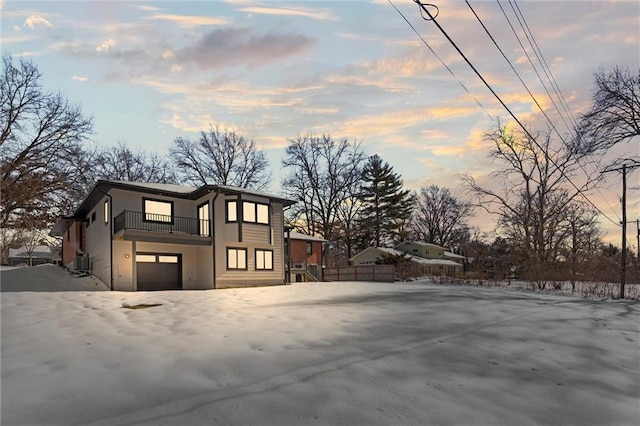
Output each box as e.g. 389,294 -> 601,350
136,253 -> 182,291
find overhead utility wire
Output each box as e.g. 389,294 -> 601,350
511,0 -> 578,128
465,1 -> 560,139
467,0 -> 620,222
411,0 -> 620,226
505,0 -> 621,221
386,0 -> 494,121
495,0 -> 574,135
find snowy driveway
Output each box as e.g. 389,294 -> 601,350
1,281 -> 639,425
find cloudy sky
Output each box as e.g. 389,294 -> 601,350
1,0 -> 638,243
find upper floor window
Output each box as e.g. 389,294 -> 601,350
226,200 -> 237,222
198,202 -> 210,237
243,201 -> 269,224
226,200 -> 269,225
104,200 -> 109,224
306,241 -> 312,255
144,198 -> 173,223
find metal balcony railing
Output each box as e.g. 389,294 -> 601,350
114,210 -> 210,237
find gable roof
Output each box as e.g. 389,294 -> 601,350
350,246 -> 461,266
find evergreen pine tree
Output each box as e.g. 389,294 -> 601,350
359,155 -> 414,247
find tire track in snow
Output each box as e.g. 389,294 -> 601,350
78,303 -> 553,426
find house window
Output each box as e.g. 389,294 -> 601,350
198,202 -> 210,236
143,198 -> 173,223
306,241 -> 312,255
158,255 -> 178,263
255,249 -> 273,270
226,200 -> 237,222
91,212 -> 96,223
66,229 -> 70,242
243,201 -> 256,222
227,248 -> 247,270
136,254 -> 157,263
257,204 -> 269,224
242,201 -> 269,224
104,200 -> 109,224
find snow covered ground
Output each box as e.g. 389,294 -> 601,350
1,268 -> 639,425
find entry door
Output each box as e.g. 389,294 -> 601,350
136,253 -> 182,291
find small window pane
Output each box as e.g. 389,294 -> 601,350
227,201 -> 237,222
137,255 -> 156,263
228,251 -> 237,269
256,252 -> 264,269
237,249 -> 246,269
104,200 -> 109,224
158,255 -> 178,263
243,202 -> 256,222
265,251 -> 273,269
257,204 -> 269,224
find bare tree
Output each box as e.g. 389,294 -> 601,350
462,123 -> 600,288
169,127 -> 271,189
577,66 -> 640,157
93,141 -> 177,183
281,134 -> 365,243
562,202 -> 601,291
1,54 -> 93,230
409,185 -> 473,249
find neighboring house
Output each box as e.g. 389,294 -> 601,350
50,180 -> 295,291
7,245 -> 61,266
285,230 -> 326,282
350,241 -> 464,276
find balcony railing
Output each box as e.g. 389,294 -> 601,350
114,210 -> 210,237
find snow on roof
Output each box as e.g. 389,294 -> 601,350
107,180 -> 196,194
8,245 -> 57,258
216,185 -> 295,204
444,251 -> 466,259
351,246 -> 461,266
287,231 -> 326,242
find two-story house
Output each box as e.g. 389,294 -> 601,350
284,230 -> 326,282
50,180 -> 295,291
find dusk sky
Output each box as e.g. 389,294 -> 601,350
1,0 -> 638,245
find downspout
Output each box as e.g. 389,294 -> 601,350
95,186 -> 114,291
211,190 -> 220,289
283,206 -> 292,284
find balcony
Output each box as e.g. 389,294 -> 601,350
113,210 -> 212,245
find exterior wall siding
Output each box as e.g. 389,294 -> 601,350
213,198 -> 285,288
85,194 -> 111,286
113,240 -> 134,291
62,222 -> 85,268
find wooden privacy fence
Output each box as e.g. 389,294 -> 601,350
323,265 -> 395,282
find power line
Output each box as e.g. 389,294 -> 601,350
511,0 -> 578,129
466,0 -> 622,222
465,1 -> 559,140
409,0 -> 621,227
495,0 -> 574,135
386,0 -> 494,121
